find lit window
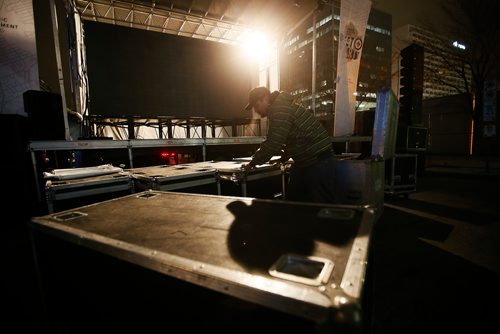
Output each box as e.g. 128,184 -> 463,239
452,41 -> 466,50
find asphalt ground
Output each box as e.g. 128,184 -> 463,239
369,170 -> 500,333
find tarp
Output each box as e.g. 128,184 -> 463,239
43,164 -> 123,180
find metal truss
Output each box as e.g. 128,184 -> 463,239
74,0 -> 250,44
85,116 -> 262,139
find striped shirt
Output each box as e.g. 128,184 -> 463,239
252,91 -> 333,167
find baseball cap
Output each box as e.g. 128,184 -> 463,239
244,86 -> 270,111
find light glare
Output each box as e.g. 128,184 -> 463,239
243,31 -> 271,60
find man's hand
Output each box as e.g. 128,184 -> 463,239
241,161 -> 255,172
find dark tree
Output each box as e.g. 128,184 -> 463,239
438,0 -> 500,154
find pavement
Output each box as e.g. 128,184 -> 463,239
424,154 -> 500,177
368,154 -> 500,333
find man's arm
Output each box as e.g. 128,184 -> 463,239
250,108 -> 293,164
242,113 -> 293,171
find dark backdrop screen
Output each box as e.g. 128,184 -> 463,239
84,21 -> 255,118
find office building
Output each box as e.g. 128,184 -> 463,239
280,1 -> 392,117
393,24 -> 473,99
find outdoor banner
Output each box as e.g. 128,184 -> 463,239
0,0 -> 39,116
334,0 -> 372,136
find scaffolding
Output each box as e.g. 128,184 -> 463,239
75,0 -> 249,44
85,115 -> 262,139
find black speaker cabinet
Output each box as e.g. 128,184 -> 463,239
407,126 -> 428,151
0,114 -> 38,216
397,126 -> 428,152
23,90 -> 66,140
0,114 -> 29,158
399,44 -> 424,127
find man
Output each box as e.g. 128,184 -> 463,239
242,86 -> 337,204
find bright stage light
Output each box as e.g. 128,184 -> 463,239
242,31 -> 272,61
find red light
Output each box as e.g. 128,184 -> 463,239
161,152 -> 168,158
170,152 -> 176,157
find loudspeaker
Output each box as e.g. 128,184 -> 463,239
0,114 -> 39,216
0,114 -> 29,158
23,90 -> 66,140
399,44 -> 424,126
407,126 -> 428,150
396,126 -> 428,152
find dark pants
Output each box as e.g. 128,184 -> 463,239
286,156 -> 338,204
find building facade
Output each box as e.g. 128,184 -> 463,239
279,1 -> 392,118
392,24 -> 473,100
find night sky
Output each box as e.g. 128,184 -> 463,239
373,0 -> 449,31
